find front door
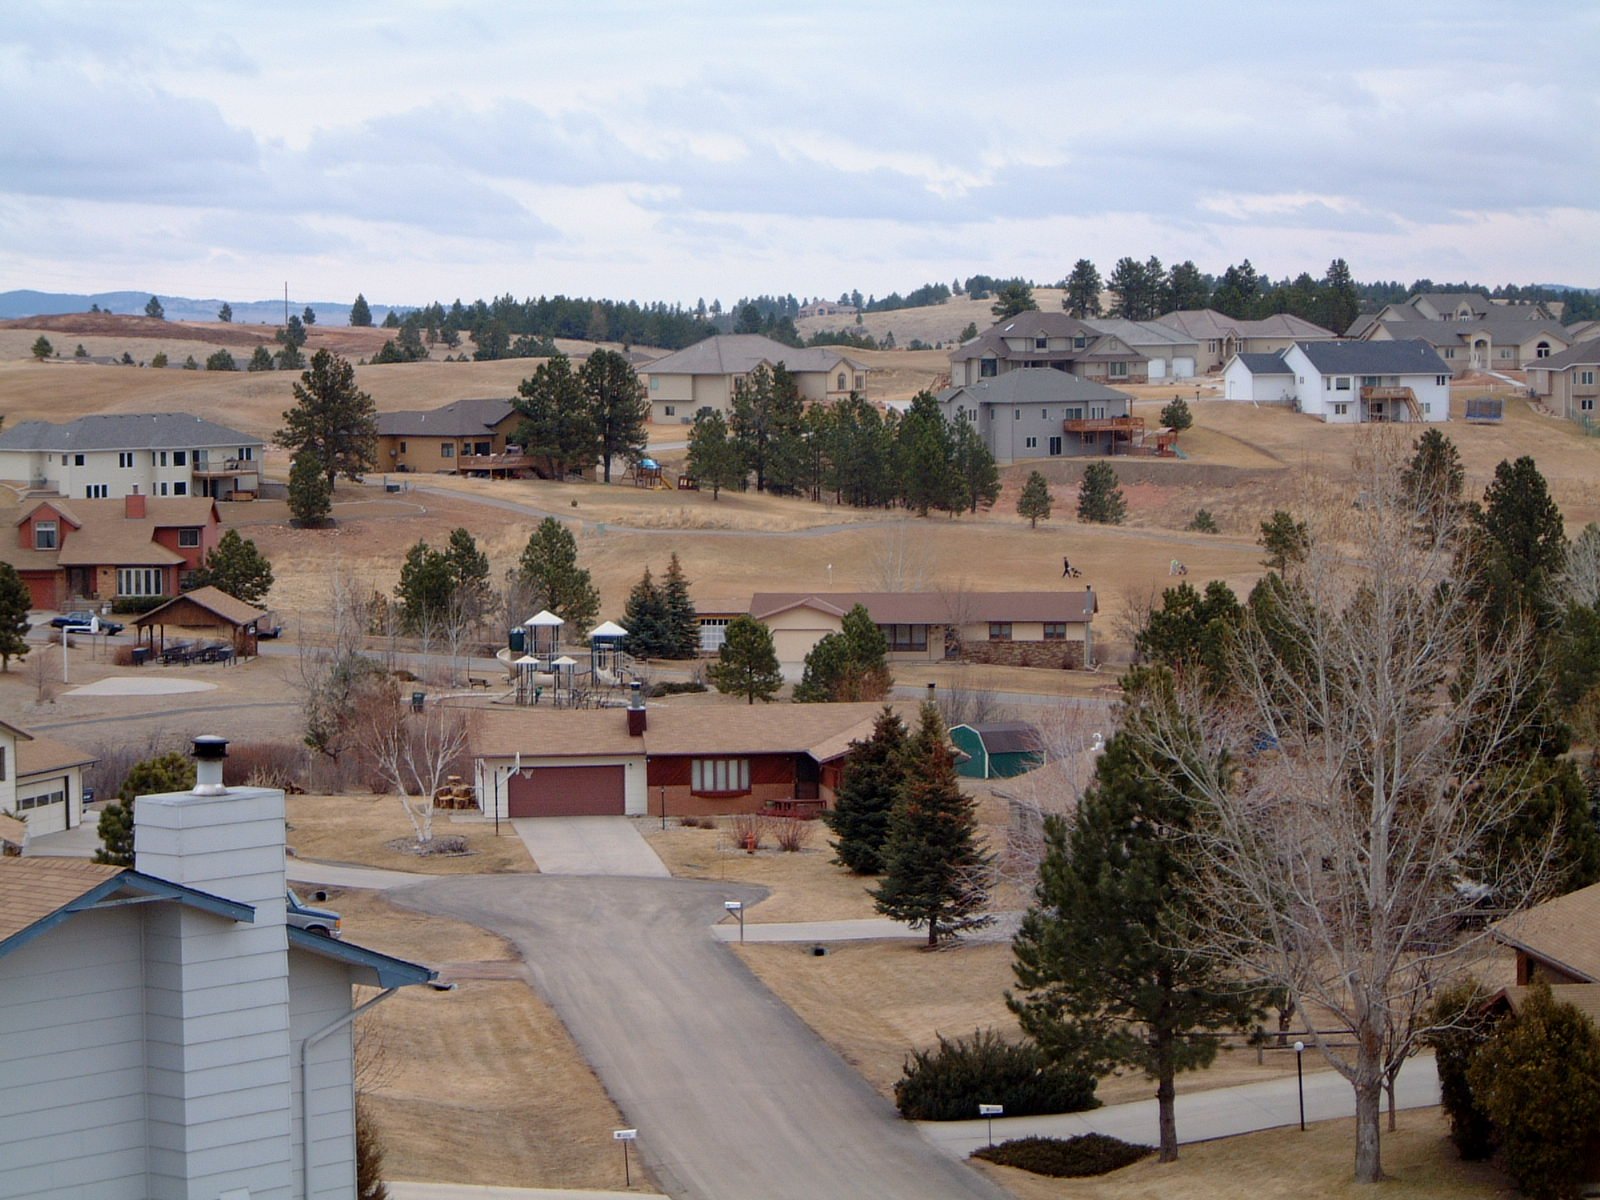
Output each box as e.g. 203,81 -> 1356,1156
1048,436 -> 1062,456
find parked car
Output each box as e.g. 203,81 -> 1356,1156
286,887 -> 342,939
49,611 -> 125,635
255,611 -> 285,639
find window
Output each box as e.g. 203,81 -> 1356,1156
691,758 -> 750,795
1361,376 -> 1380,387
118,452 -> 135,469
158,482 -> 169,496
61,455 -> 68,467
699,617 -> 729,653
473,441 -> 492,456
1581,371 -> 1596,386
1109,362 -> 1128,378
17,787 -> 65,812
1073,337 -> 1086,350
85,484 -> 108,499
1043,622 -> 1067,641
441,444 -> 455,458
159,451 -> 168,466
1024,436 -> 1037,449
1035,337 -> 1048,350
837,372 -> 846,390
74,454 -> 85,466
988,622 -> 1012,641
1423,403 -> 1432,415
172,481 -> 187,496
238,446 -> 254,460
1436,375 -> 1448,387
33,521 -> 57,550
1048,436 -> 1062,455
854,373 -> 865,390
1014,409 -> 1021,420
178,527 -> 201,548
664,405 -> 676,417
1537,343 -> 1552,358
1065,406 -> 1082,420
980,358 -> 998,378
0,746 -> 5,780
650,376 -> 660,391
1208,341 -> 1218,353
118,567 -> 165,597
1335,377 -> 1351,391
1040,409 -> 1049,420
399,441 -> 408,453
1498,348 -> 1513,359
878,623 -> 928,652
1443,348 -> 1456,358
1333,402 -> 1349,416
173,451 -> 187,466
1583,399 -> 1595,412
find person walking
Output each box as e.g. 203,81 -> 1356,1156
1062,555 -> 1072,578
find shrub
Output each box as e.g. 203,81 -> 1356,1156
1422,980 -> 1500,1160
111,594 -> 171,614
1187,509 -> 1219,534
973,1134 -> 1151,1178
224,741 -> 307,792
355,1098 -> 389,1200
678,814 -> 715,829
771,817 -> 813,852
894,1029 -> 1098,1121
647,679 -> 709,698
729,812 -> 770,849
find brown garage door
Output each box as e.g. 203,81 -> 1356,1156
507,765 -> 626,817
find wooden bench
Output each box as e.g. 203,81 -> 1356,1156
467,676 -> 491,690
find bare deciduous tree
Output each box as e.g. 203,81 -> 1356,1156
355,690 -> 472,846
1562,521 -> 1600,609
1136,444 -> 1553,1184
993,699 -> 1106,894
869,525 -> 933,592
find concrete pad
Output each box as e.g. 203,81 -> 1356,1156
511,816 -> 670,877
65,676 -> 218,697
25,820 -> 102,858
287,860 -> 430,890
389,1184 -> 662,1200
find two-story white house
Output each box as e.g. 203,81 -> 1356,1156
1226,339 -> 1452,423
0,413 -> 264,501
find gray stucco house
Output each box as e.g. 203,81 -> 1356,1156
935,368 -> 1137,464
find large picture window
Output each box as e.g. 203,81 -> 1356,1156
118,567 -> 165,597
691,758 -> 750,795
878,623 -> 927,652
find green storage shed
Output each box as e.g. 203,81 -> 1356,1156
950,722 -> 1044,780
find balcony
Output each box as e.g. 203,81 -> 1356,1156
1062,415 -> 1144,435
192,457 -> 258,477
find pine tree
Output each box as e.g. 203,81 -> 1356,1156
794,605 -> 892,703
302,305 -> 317,327
990,282 -> 1037,320
1076,462 -> 1126,525
287,450 -> 332,525
1258,509 -> 1311,570
659,553 -> 699,659
822,707 -> 908,874
580,348 -> 648,483
1401,428 -> 1465,520
349,293 -> 373,327
95,752 -> 196,866
706,615 -> 783,704
1159,397 -> 1193,432
516,517 -> 599,632
217,302 -> 233,323
444,527 -> 492,623
144,295 -> 165,320
873,703 -> 993,946
1322,258 -> 1360,334
1165,260 -> 1210,311
895,391 -> 959,517
188,529 -> 274,605
394,540 -> 455,632
1017,470 -> 1052,528
247,345 -> 275,372
730,363 -> 804,493
30,335 -> 53,360
1064,259 -> 1102,318
951,418 -> 1000,514
620,567 -> 668,658
1009,714 -> 1267,1162
687,409 -> 744,499
514,353 -> 598,480
1470,455 -> 1566,625
0,562 -> 33,670
275,349 -> 379,491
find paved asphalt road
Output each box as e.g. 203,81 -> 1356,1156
395,873 -> 1007,1200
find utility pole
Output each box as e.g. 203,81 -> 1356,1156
284,282 -> 289,326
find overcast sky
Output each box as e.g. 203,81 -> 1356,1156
3,1 -> 1596,307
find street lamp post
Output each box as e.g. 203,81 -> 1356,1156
1294,1040 -> 1306,1132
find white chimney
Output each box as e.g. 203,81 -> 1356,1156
133,735 -> 295,1197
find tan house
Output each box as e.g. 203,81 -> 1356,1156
748,589 -> 1099,680
376,397 -> 522,474
1347,292 -> 1571,374
950,313 -> 1146,387
2,493 -> 221,611
1493,880 -> 1600,987
1524,339 -> 1600,423
1346,291 -> 1555,335
0,720 -> 98,838
642,335 -> 869,425
1152,310 -> 1338,373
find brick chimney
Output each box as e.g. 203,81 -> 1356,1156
627,681 -> 647,736
124,486 -> 146,519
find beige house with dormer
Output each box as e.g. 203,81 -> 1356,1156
642,335 -> 869,425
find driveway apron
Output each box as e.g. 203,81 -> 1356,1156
511,816 -> 670,877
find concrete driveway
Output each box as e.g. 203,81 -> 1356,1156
396,874 -> 1004,1200
511,816 -> 669,877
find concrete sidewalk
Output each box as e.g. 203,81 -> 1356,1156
917,1054 -> 1441,1159
512,816 -> 670,877
389,1183 -> 662,1200
287,859 -> 431,890
712,912 -> 1023,944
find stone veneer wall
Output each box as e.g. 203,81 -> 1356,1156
961,639 -> 1084,670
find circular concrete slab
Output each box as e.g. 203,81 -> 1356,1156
65,676 -> 219,697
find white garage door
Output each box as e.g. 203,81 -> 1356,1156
15,779 -> 70,836
1173,357 -> 1196,379
1147,357 -> 1167,380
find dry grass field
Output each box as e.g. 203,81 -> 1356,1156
286,793 -> 536,874
973,1106 -> 1510,1200
795,288 -> 1077,350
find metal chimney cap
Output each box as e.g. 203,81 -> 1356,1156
192,736 -> 229,760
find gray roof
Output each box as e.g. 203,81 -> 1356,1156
937,368 -> 1131,408
377,396 -> 515,438
948,312 -> 1136,363
1233,352 -> 1293,375
0,412 -> 261,453
642,335 -> 865,377
1537,338 -> 1600,370
1293,338 -> 1451,376
1081,318 -> 1196,348
960,722 -> 1043,756
1155,310 -> 1336,341
1363,316 -> 1570,347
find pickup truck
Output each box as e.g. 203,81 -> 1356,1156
286,887 -> 342,938
49,611 -> 125,635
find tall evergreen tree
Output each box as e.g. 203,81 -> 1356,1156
514,353 -> 599,480
822,707 -> 908,874
1164,260 -> 1210,311
247,345 -> 274,372
1076,462 -> 1126,525
1469,455 -> 1566,626
275,349 -> 378,490
706,615 -> 783,704
302,305 -> 317,327
1401,428 -> 1465,521
730,363 -> 804,492
1258,509 -> 1311,570
620,567 -> 669,658
287,449 -> 333,526
30,335 -> 53,360
794,604 -> 892,703
1009,709 -> 1266,1162
187,529 -> 274,605
395,541 -> 455,632
659,553 -> 699,659
580,348 -> 648,483
0,562 -> 32,670
1322,258 -> 1360,333
687,409 -> 744,499
990,282 -> 1038,320
95,753 -> 195,866
1017,470 -> 1053,528
895,391 -> 959,517
1134,580 -> 1241,687
1063,259 -> 1102,318
444,527 -> 492,622
951,419 -> 1001,514
516,517 -> 600,632
1107,257 -> 1157,320
873,703 -> 993,946
144,295 -> 165,320
217,302 -> 233,323
349,293 -> 373,326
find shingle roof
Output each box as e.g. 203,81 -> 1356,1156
376,397 -> 516,438
16,732 -> 97,779
1155,310 -> 1336,341
1492,880 -> 1600,983
749,590 -> 1097,624
949,313 -> 1138,363
132,586 -> 268,629
0,859 -> 124,945
643,335 -> 865,377
1233,352 -> 1293,375
937,369 -> 1131,408
1293,338 -> 1452,376
1489,984 -> 1600,1027
1366,317 -> 1570,347
0,813 -> 27,847
1521,337 -> 1600,370
1081,318 -> 1197,348
0,413 -> 261,453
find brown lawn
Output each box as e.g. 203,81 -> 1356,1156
287,793 -> 536,875
974,1106 -> 1510,1200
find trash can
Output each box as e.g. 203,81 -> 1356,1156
130,646 -> 152,667
411,691 -> 425,713
508,627 -> 526,653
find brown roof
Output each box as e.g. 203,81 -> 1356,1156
0,859 -> 122,945
1493,881 -> 1600,983
0,813 -> 28,846
16,732 -> 97,779
1490,984 -> 1600,1027
133,586 -> 268,629
14,496 -> 216,569
749,590 -> 1097,624
469,700 -> 891,760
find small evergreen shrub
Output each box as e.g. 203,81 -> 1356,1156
973,1134 -> 1151,1178
1422,980 -> 1499,1160
647,679 -> 708,697
894,1029 -> 1098,1121
1187,509 -> 1219,534
111,594 -> 172,614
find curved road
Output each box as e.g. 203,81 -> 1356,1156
393,873 -> 1006,1200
